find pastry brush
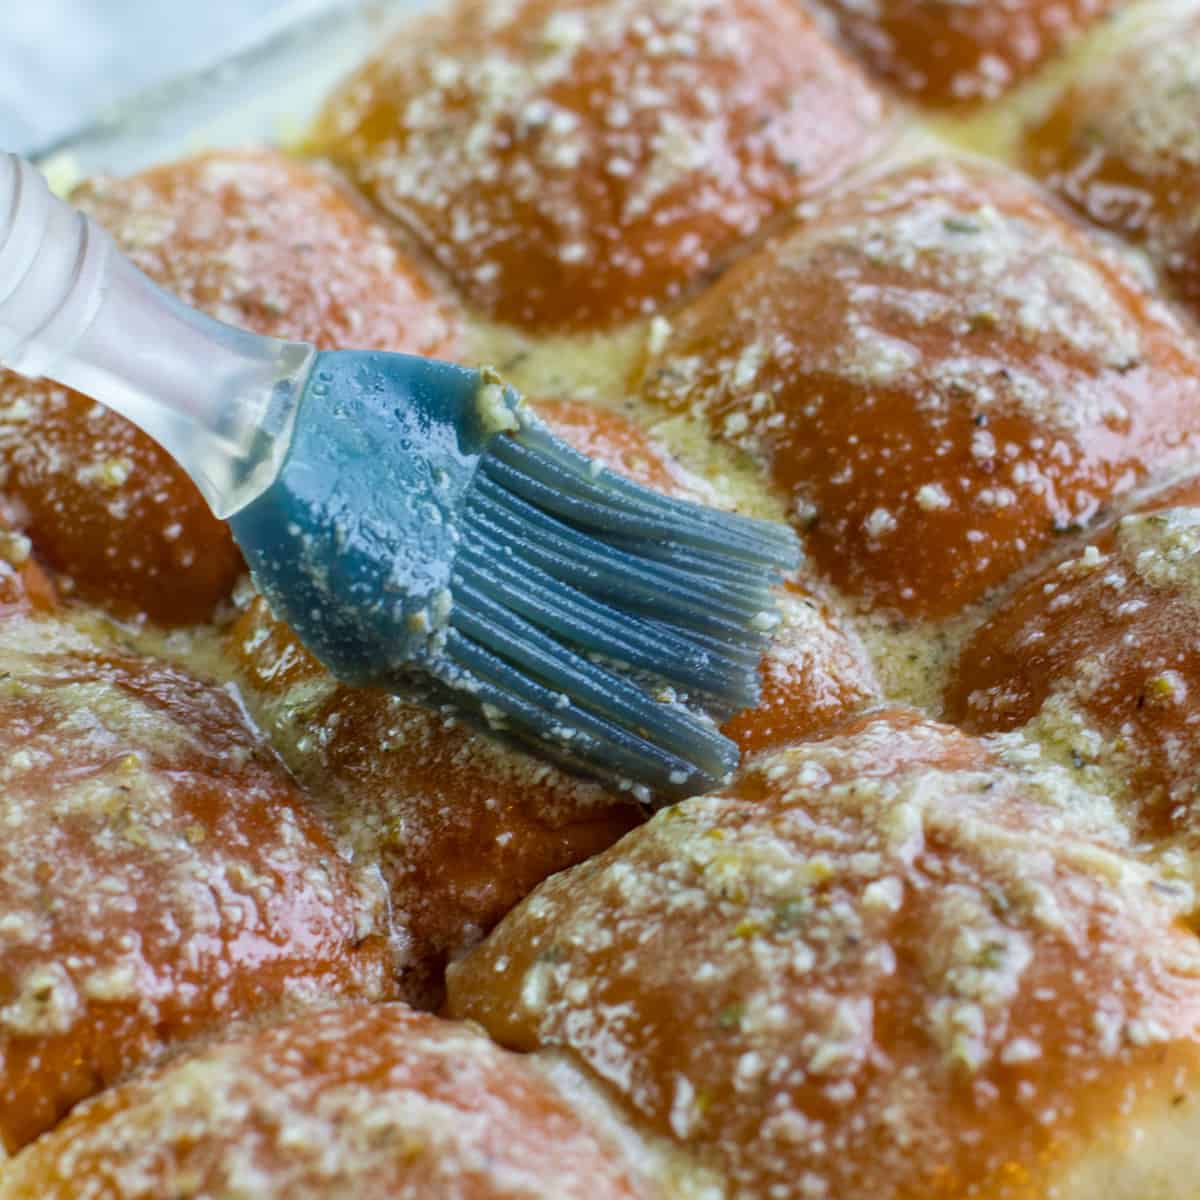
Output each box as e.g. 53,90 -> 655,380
0,153 -> 799,801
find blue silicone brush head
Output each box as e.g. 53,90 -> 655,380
230,351 -> 800,803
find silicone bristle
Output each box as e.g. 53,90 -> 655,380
437,627 -> 729,798
448,413 -> 801,801
483,436 -> 797,564
465,476 -> 780,633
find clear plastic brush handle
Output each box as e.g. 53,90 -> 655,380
0,153 -> 315,518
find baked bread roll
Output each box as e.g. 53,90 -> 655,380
819,0 -> 1119,105
0,599 -> 392,1153
639,157 -> 1200,618
448,712 -> 1200,1199
0,1004 -> 653,1198
1024,5 -> 1200,315
312,0 -> 890,328
947,482 -> 1200,853
224,394 -> 876,1004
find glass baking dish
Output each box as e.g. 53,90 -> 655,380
31,0 -> 434,181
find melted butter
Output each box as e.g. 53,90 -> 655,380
854,611 -> 977,717
124,618 -> 244,687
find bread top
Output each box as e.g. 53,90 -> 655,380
0,1004 -> 657,1199
448,710 -> 1200,1198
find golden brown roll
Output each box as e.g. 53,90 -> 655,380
946,473 -> 1200,850
1024,8 -> 1200,316
0,605 -> 393,1153
640,157 -> 1200,619
450,710 -> 1200,1199
313,0 -> 890,329
0,150 -> 458,625
0,1004 -> 653,1199
820,0 -> 1118,105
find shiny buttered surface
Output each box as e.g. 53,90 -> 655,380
5,0 -> 1200,1196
